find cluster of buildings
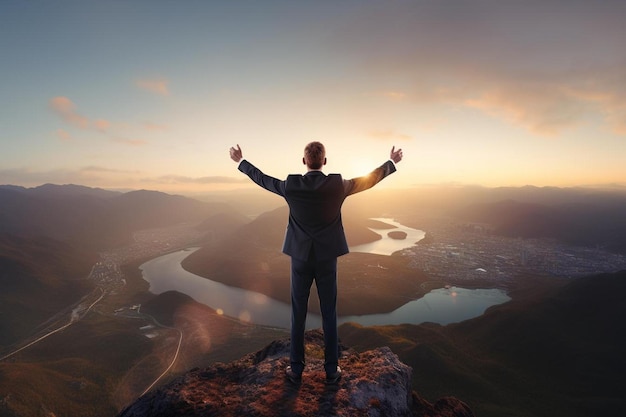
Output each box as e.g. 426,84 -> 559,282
404,217 -> 626,284
102,222 -> 206,266
88,223 -> 207,308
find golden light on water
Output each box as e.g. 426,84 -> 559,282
239,310 -> 251,323
252,293 -> 269,305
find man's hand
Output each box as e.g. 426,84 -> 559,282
390,146 -> 403,164
230,144 -> 243,163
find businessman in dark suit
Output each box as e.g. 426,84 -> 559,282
229,141 -> 403,384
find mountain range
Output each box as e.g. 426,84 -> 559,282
1,183 -> 625,416
0,183 -> 240,348
0,184 -> 232,250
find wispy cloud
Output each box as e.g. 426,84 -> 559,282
332,0 -> 626,136
464,82 -> 587,136
566,71 -> 626,135
56,128 -> 72,142
381,91 -> 407,101
110,137 -> 149,146
0,166 -> 253,192
80,165 -> 141,175
136,78 -> 170,96
93,119 -> 111,132
49,96 -> 92,129
49,96 -> 152,146
142,121 -> 169,131
49,96 -> 111,133
0,166 -> 140,188
151,175 -> 249,185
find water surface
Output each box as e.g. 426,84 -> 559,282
140,248 -> 510,329
350,218 -> 426,255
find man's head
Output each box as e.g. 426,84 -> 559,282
303,141 -> 326,170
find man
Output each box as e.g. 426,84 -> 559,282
229,142 -> 403,384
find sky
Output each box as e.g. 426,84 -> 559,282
2,0 -> 626,194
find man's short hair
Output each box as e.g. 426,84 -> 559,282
304,141 -> 326,169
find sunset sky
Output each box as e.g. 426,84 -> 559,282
2,0 -> 625,194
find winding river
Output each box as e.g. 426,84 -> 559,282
140,219 -> 510,329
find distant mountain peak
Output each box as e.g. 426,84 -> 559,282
32,183 -> 121,198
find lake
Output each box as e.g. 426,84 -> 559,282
140,218 -> 510,328
350,217 -> 426,256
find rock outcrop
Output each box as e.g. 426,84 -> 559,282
118,330 -> 473,417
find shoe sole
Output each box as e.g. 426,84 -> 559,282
285,367 -> 302,384
286,375 -> 301,384
325,375 -> 341,385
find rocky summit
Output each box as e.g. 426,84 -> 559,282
118,329 -> 473,417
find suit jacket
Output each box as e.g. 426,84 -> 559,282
238,159 -> 397,261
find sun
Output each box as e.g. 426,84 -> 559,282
348,157 -> 378,178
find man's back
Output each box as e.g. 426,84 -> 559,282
283,171 -> 348,261
236,157 -> 398,261
230,142 -> 403,384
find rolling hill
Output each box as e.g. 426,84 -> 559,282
0,235 -> 97,346
0,184 -> 244,346
0,184 -> 237,250
2,183 -> 626,416
339,271 -> 626,417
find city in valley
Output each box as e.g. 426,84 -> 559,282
3,206 -> 626,417
405,216 -> 626,284
91,216 -> 626,317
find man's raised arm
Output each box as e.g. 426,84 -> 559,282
390,146 -> 403,164
344,146 -> 403,196
230,144 -> 243,163
229,144 -> 287,197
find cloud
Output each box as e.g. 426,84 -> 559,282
464,82 -> 588,136
329,0 -> 626,136
110,137 -> 149,146
49,96 -> 154,145
142,122 -> 169,131
565,71 -> 626,135
49,96 -> 111,132
80,165 -> 140,175
136,78 -> 170,96
0,166 -> 249,192
608,112 -> 626,135
93,119 -> 111,132
151,175 -> 249,185
49,96 -> 90,129
0,166 -> 139,188
56,128 -> 72,142
381,91 -> 407,101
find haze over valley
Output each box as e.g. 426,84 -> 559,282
3,1 -> 626,415
1,183 -> 626,416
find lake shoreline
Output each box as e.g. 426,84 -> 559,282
141,248 -> 510,329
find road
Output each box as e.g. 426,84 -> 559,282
0,222 -> 205,395
0,287 -> 105,362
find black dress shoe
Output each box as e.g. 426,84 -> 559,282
285,366 -> 302,384
325,366 -> 342,384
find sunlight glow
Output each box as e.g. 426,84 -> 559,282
349,158 -> 379,178
1,1 -> 625,192
239,310 -> 251,323
251,293 -> 269,305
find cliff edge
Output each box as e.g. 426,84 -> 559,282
118,329 -> 473,417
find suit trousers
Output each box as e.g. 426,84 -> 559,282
289,254 -> 338,375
